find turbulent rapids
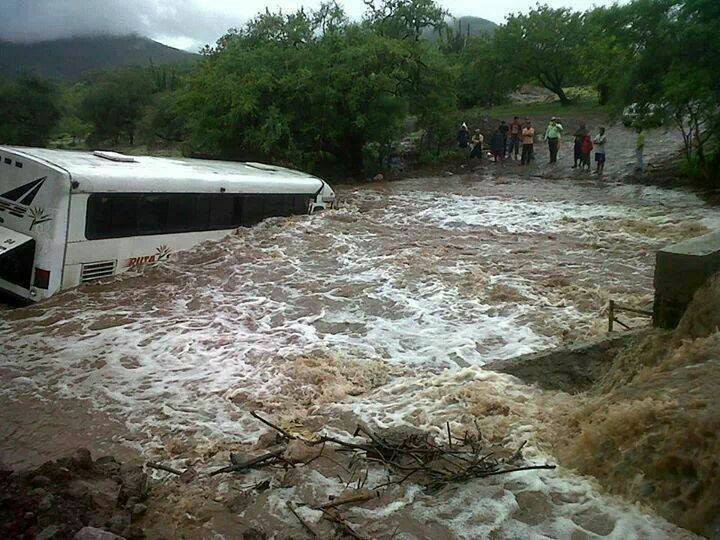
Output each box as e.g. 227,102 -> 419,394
1,172 -> 718,538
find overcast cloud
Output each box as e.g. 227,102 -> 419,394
4,0 -> 622,51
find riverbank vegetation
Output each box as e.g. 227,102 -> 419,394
0,0 -> 718,184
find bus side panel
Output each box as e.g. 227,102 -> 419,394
66,193 -> 231,286
0,151 -> 70,301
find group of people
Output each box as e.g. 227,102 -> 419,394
458,117 -> 539,167
458,117 -> 647,175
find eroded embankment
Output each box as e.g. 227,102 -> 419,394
536,274 -> 720,537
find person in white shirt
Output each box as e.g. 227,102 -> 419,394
593,127 -> 607,175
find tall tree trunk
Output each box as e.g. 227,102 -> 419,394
554,86 -> 570,105
597,83 -> 610,105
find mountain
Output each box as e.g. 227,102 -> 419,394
450,16 -> 498,36
0,34 -> 198,81
423,16 -> 498,41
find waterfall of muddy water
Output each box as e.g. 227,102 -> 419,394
1,174 -> 716,538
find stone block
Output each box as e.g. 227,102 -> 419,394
653,231 -> 720,329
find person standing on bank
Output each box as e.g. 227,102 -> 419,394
470,129 -> 484,161
581,134 -> 593,171
635,127 -> 645,172
490,126 -> 505,164
521,120 -> 536,166
544,117 -> 564,164
458,123 -> 470,149
572,122 -> 588,168
499,120 -> 510,158
508,116 -> 522,160
593,127 -> 607,175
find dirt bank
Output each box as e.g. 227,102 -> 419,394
540,274 -> 720,537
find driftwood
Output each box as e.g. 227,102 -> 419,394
209,447 -> 286,477
163,411 -> 556,539
317,491 -> 379,510
147,462 -> 184,476
286,501 -> 318,538
231,411 -> 556,492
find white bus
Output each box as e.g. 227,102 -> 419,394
0,147 -> 336,303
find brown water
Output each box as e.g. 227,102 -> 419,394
548,275 -> 720,537
1,152 -> 717,537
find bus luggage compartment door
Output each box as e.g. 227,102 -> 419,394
0,226 -> 36,292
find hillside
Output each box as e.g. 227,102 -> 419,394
0,35 -> 198,81
451,16 -> 498,35
423,16 -> 498,41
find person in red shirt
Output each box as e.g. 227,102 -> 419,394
508,116 -> 522,160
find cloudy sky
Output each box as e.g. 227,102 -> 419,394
5,0 -> 622,51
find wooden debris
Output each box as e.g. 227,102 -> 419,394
146,462 -> 183,476
286,501 -> 318,538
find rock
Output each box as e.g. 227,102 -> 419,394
639,482 -> 655,497
130,503 -> 147,519
179,467 -> 198,484
279,468 -> 302,488
37,525 -> 61,539
38,493 -> 55,512
282,440 -> 321,464
255,431 -> 281,450
73,448 -> 93,470
30,487 -> 49,498
108,512 -> 131,534
74,526 -> 126,540
95,456 -> 121,476
117,465 -> 148,505
31,475 -> 52,487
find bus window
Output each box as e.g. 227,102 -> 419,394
111,196 -> 138,237
209,195 -> 234,229
0,239 -> 35,289
242,195 -> 265,227
86,195 -> 114,239
264,194 -> 294,217
293,195 -> 310,214
167,195 -> 196,233
194,196 -> 211,231
138,196 -> 168,235
232,195 -> 243,226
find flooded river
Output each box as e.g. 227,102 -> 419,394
1,169 -> 717,538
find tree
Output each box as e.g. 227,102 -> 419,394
179,1 -> 455,176
608,0 -> 720,183
0,76 -> 61,146
494,5 -> 585,104
363,0 -> 447,41
79,68 -> 154,145
453,35 -> 518,109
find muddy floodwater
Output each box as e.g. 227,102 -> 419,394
1,164 -> 717,538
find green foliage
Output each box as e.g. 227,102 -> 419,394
78,68 -> 162,145
364,0 -> 447,41
494,5 -> 586,104
0,76 -> 61,146
3,0 -> 717,186
598,0 -> 720,183
454,36 -> 517,109
179,2 -> 456,176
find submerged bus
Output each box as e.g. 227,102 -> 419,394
0,147 -> 336,303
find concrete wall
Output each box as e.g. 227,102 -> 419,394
653,230 -> 720,329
